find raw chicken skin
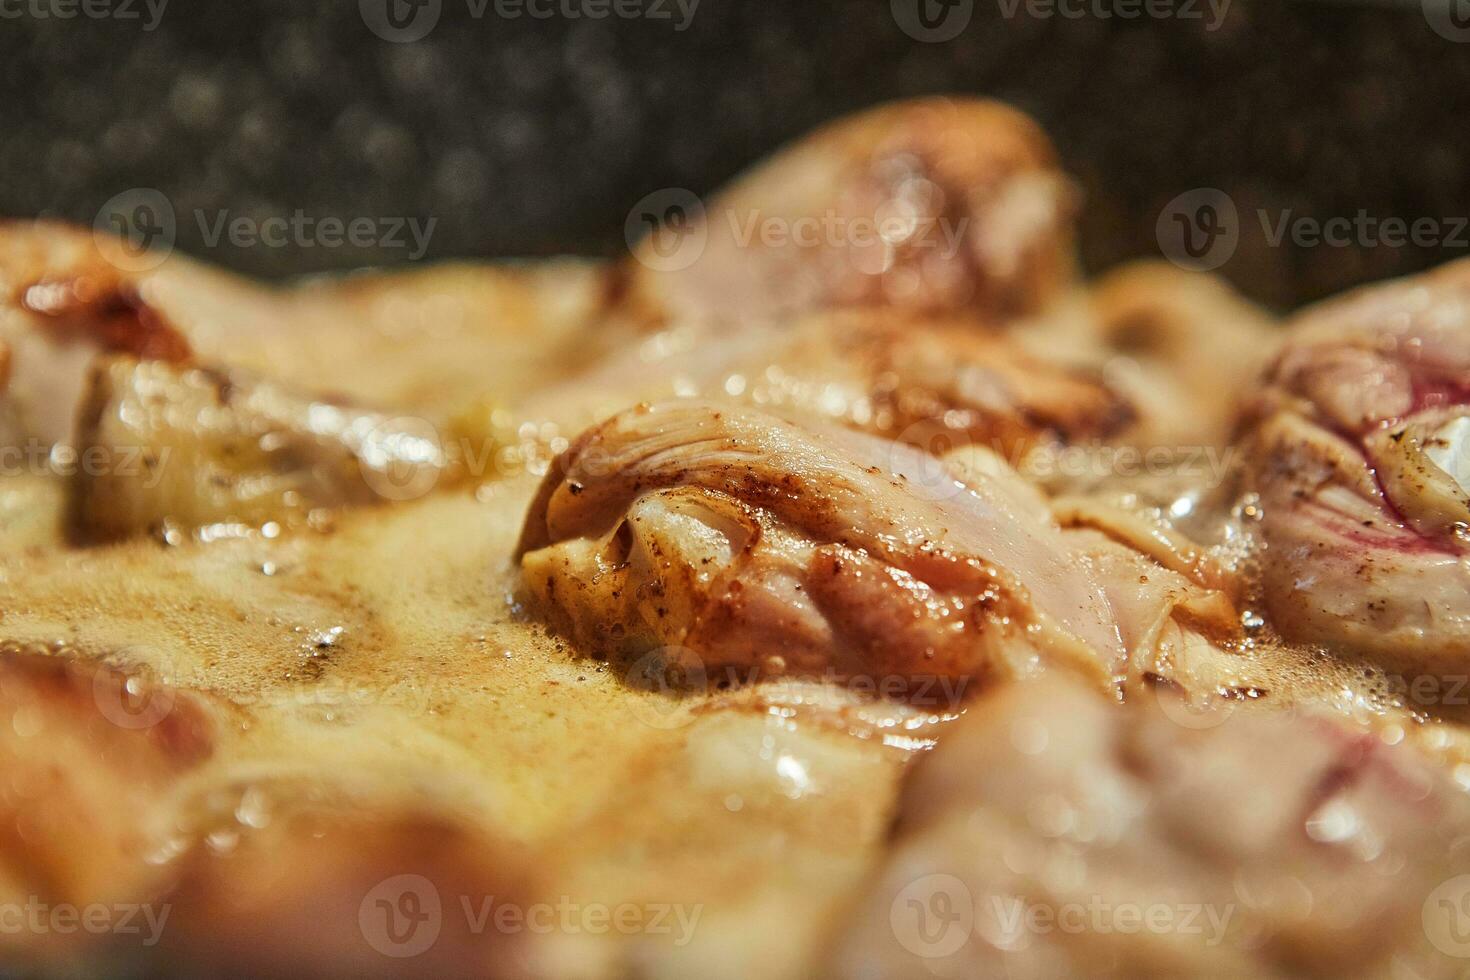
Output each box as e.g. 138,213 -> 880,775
1243,258 -> 1470,677
517,400 -> 1125,691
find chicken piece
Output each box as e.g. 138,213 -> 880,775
624,98 -> 1076,326
827,679 -> 1470,979
0,220 -> 608,452
0,236 -> 193,447
0,646 -> 213,972
516,266 -> 1272,495
182,260 -> 610,420
1075,260 -> 1278,449
545,700 -> 911,980
74,356 -> 451,542
140,792 -> 541,979
509,309 -> 1137,488
1241,258 -> 1470,678
516,400 -> 1124,692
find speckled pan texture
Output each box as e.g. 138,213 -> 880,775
4,0 -> 1470,305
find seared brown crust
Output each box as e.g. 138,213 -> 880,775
829,313 -> 1136,452
18,276 -> 192,365
0,219 -> 191,367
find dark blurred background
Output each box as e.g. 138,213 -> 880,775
2,0 -> 1468,308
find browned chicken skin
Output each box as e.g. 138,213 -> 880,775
625,98 -> 1076,326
